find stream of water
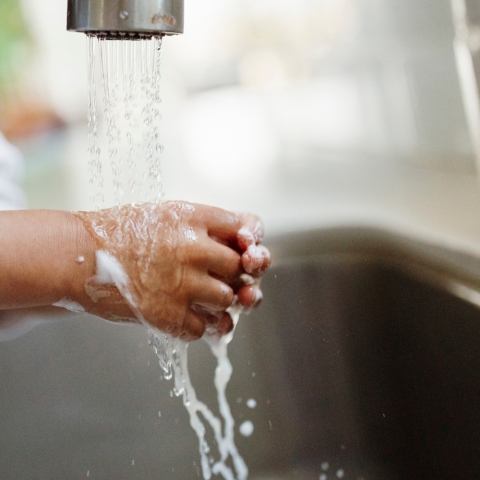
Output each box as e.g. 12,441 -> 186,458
86,35 -> 248,480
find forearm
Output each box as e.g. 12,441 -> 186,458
0,209 -> 96,309
0,203 -> 270,339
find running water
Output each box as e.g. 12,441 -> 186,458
87,35 -> 164,208
86,35 -> 248,480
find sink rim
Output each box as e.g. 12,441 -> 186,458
266,225 -> 480,310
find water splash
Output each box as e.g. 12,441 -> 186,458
86,35 -> 165,210
147,305 -> 248,480
86,35 -> 249,480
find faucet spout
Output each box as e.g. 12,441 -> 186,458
67,0 -> 184,38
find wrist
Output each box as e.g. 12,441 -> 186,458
69,211 -> 138,323
66,212 -> 97,308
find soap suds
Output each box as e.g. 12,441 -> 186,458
53,298 -> 85,313
95,250 -> 129,286
88,247 -> 249,479
239,273 -> 255,285
80,233 -> 249,480
253,288 -> 263,305
238,226 -> 255,246
244,244 -> 269,274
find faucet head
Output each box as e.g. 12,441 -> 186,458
67,0 -> 184,38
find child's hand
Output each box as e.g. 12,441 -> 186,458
74,201 -> 270,341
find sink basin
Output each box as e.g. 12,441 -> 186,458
1,227 -> 480,479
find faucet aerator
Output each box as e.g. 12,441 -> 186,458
67,0 -> 184,38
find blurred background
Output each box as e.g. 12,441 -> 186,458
4,2 -> 480,478
3,0 -> 480,241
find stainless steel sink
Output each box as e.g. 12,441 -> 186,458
1,227 -> 480,479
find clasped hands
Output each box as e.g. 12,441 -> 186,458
75,201 -> 271,341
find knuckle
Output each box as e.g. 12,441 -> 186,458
165,311 -> 183,337
180,310 -> 205,341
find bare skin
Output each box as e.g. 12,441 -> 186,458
0,202 -> 270,341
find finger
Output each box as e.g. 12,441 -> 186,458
195,205 -> 242,240
223,273 -> 255,294
242,244 -> 271,275
237,214 -> 264,250
179,308 -> 206,341
205,240 -> 242,278
190,307 -> 234,337
192,276 -> 234,310
238,285 -> 263,308
216,311 -> 234,336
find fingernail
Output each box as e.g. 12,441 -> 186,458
240,273 -> 255,285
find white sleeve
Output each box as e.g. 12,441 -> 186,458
0,132 -> 27,210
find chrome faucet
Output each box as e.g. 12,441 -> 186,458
67,0 -> 184,38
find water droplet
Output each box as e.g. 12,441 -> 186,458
173,386 -> 184,397
149,167 -> 159,179
336,469 -> 345,478
239,420 -> 254,437
120,10 -> 129,19
322,462 -> 329,471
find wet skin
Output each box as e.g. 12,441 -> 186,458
0,202 -> 269,341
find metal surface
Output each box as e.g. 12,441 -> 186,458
67,0 -> 184,38
453,0 -> 480,169
1,227 -> 480,478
